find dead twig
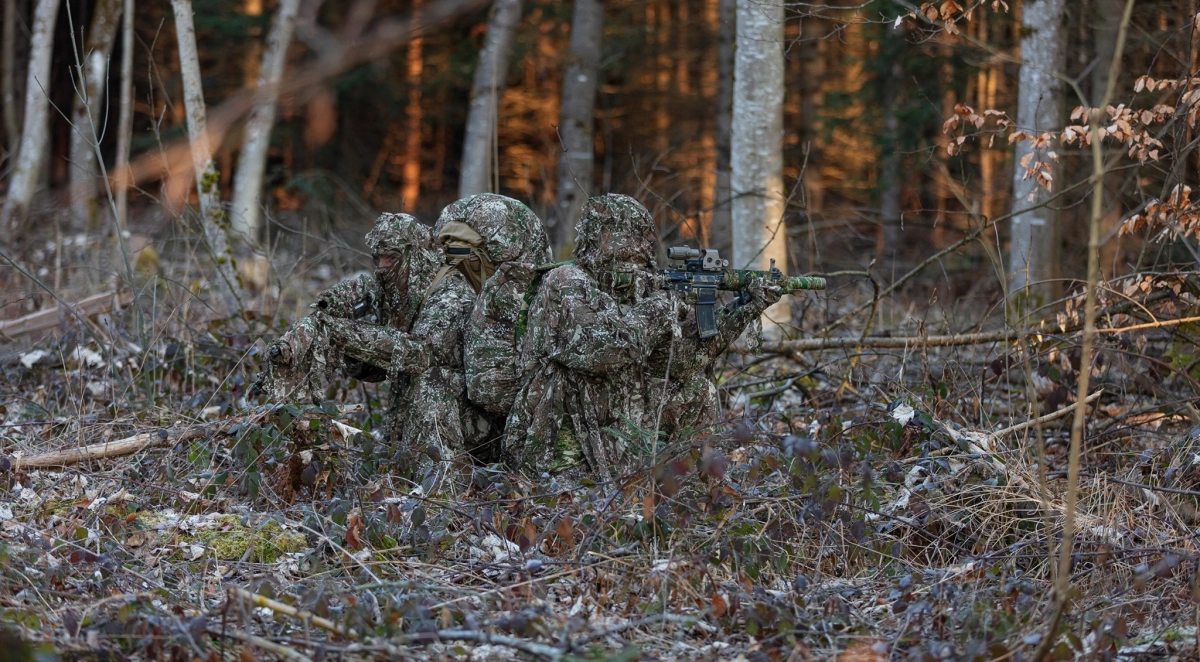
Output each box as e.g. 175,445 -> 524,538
232,586 -> 355,640
1104,476 -> 1200,498
209,627 -> 314,662
339,630 -> 565,660
568,612 -> 700,651
992,391 -> 1105,441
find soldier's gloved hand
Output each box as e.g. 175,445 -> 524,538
748,277 -> 784,311
267,340 -> 293,366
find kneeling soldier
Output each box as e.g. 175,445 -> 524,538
259,213 -> 484,495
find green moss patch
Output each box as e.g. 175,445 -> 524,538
195,515 -> 307,562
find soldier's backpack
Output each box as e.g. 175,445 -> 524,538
433,194 -> 552,416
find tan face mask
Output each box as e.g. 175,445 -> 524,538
438,221 -> 495,293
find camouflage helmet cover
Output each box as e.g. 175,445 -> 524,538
574,194 -> 657,273
366,212 -> 435,255
362,213 -> 442,327
434,194 -> 552,266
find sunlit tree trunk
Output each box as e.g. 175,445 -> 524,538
459,0 -> 522,197
552,0 -> 602,249
113,0 -> 134,277
2,0 -> 19,158
710,0 -> 734,253
401,0 -> 423,212
976,11 -> 1001,227
651,0 -> 669,153
878,58 -> 902,259
933,42 -> 954,247
231,0 -> 301,241
731,0 -> 788,329
171,0 -> 242,314
0,0 -> 62,233
1009,0 -> 1066,308
68,0 -> 122,229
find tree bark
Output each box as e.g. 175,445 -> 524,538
1008,0 -> 1066,309
401,0 -> 424,212
114,0 -> 134,236
710,0 -> 734,254
113,0 -> 134,280
459,0 -> 522,198
68,0 -> 122,230
231,0 -> 302,241
731,0 -> 788,328
2,0 -> 19,158
171,0 -> 243,315
552,0 -> 603,250
0,0 -> 62,233
879,58 -> 903,259
1091,0 -> 1123,277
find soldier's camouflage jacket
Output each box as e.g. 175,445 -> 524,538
433,194 -> 552,416
262,213 -> 486,493
501,194 -> 783,479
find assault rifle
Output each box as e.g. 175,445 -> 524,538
660,246 -> 826,339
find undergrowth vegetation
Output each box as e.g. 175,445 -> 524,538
3,240 -> 1200,660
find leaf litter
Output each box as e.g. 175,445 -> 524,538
1,272 -> 1200,660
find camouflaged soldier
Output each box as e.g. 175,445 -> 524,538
433,194 -> 552,418
502,194 -> 783,480
501,194 -> 678,479
261,213 -> 485,494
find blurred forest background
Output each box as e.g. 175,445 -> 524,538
8,0 -> 1200,659
1,0 -> 1194,321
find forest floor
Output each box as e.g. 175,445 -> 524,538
2,214 -> 1200,661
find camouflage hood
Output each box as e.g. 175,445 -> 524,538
573,194 -> 658,274
434,194 -> 552,266
364,213 -> 442,330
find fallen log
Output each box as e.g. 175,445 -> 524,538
0,290 -> 133,342
743,314 -> 1200,354
12,426 -> 209,470
7,404 -> 363,470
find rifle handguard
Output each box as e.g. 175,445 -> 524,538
715,269 -> 827,292
659,245 -> 826,339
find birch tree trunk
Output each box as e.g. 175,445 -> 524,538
1008,0 -> 1066,309
69,0 -> 122,229
458,0 -> 523,198
2,0 -> 19,157
230,0 -> 301,240
731,0 -> 788,328
171,0 -> 243,314
0,0 -> 62,232
710,0 -> 734,253
552,0 -> 603,250
114,0 -> 134,233
113,0 -> 134,277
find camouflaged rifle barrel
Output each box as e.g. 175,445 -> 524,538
661,246 -> 826,339
715,268 -> 827,293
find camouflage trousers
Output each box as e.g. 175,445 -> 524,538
503,366 -> 717,481
262,315 -> 498,495
388,366 -> 500,494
